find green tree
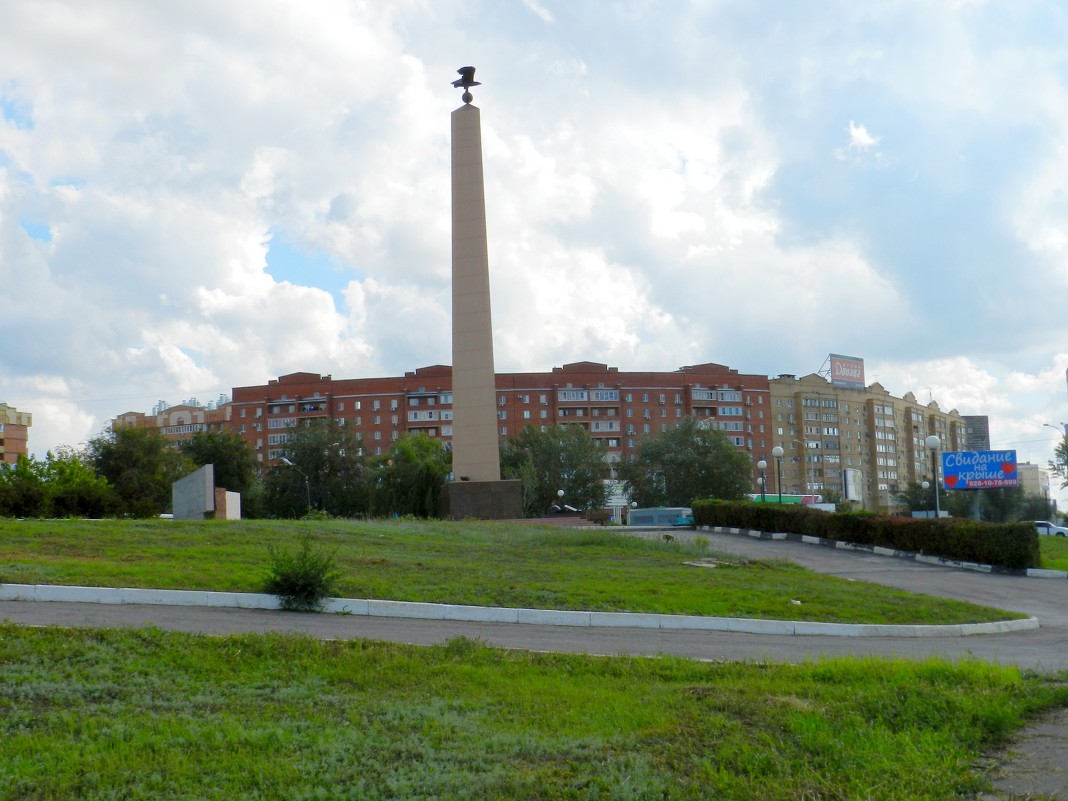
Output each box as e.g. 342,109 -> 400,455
618,417 -> 752,507
501,424 -> 610,517
41,447 -> 117,518
263,423 -> 368,518
894,481 -> 936,516
383,434 -> 452,518
1050,434 -> 1068,490
87,427 -> 192,517
179,430 -> 259,496
0,455 -> 49,517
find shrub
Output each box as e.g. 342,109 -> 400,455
263,534 -> 342,612
692,500 -> 1040,569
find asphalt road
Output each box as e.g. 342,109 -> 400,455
3,530 -> 1067,671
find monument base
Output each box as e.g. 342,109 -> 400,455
442,479 -> 523,520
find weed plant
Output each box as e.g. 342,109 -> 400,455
263,533 -> 342,611
0,518 -> 1024,624
1,625 -> 1066,800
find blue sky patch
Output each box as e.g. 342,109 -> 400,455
1,96 -> 33,130
265,235 -> 350,308
20,218 -> 51,242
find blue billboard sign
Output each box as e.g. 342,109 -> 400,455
941,450 -> 1018,490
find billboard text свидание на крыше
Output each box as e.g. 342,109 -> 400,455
940,450 -> 1018,490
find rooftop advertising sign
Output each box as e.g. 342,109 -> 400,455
829,354 -> 865,389
941,450 -> 1018,490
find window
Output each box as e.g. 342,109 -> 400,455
558,389 -> 588,402
372,400 -> 380,411
591,389 -> 618,402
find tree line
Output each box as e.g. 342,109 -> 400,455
0,417 -> 755,519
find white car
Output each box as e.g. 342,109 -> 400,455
1033,520 -> 1068,537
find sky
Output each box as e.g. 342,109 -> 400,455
2,0 -> 1067,506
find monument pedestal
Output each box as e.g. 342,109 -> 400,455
442,479 -> 523,520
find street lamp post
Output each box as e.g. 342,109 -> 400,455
757,459 -> 767,502
280,457 -> 311,512
925,435 -> 942,519
771,446 -> 784,504
921,480 -> 930,519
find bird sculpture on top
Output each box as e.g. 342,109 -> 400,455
452,66 -> 480,104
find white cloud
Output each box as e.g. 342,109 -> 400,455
522,0 -> 554,24
847,120 -> 881,151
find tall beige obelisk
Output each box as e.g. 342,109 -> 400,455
450,67 -> 502,484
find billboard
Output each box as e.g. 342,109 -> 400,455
829,354 -> 865,389
941,450 -> 1018,490
844,468 -> 863,501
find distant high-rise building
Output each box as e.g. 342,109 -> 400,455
962,415 -> 991,450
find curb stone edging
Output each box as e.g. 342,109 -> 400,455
699,525 -> 1068,580
0,582 -> 1039,638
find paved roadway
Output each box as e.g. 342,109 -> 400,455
3,530 -> 1067,671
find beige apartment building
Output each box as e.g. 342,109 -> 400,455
768,374 -> 967,513
113,396 -> 233,443
0,402 -> 32,465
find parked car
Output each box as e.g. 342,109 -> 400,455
1033,520 -> 1068,537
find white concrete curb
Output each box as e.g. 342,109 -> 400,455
0,582 -> 1039,638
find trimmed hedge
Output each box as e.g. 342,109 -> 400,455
691,500 -> 1040,570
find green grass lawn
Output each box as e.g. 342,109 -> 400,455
1039,534 -> 1068,571
0,518 -> 1024,625
1,625 -> 1065,801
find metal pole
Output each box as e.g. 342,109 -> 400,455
772,446 -> 784,504
931,450 -> 941,518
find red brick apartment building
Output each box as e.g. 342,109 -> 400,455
120,362 -> 771,467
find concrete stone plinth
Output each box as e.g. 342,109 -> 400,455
442,479 -> 523,520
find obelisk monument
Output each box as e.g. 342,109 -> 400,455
443,66 -> 522,518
